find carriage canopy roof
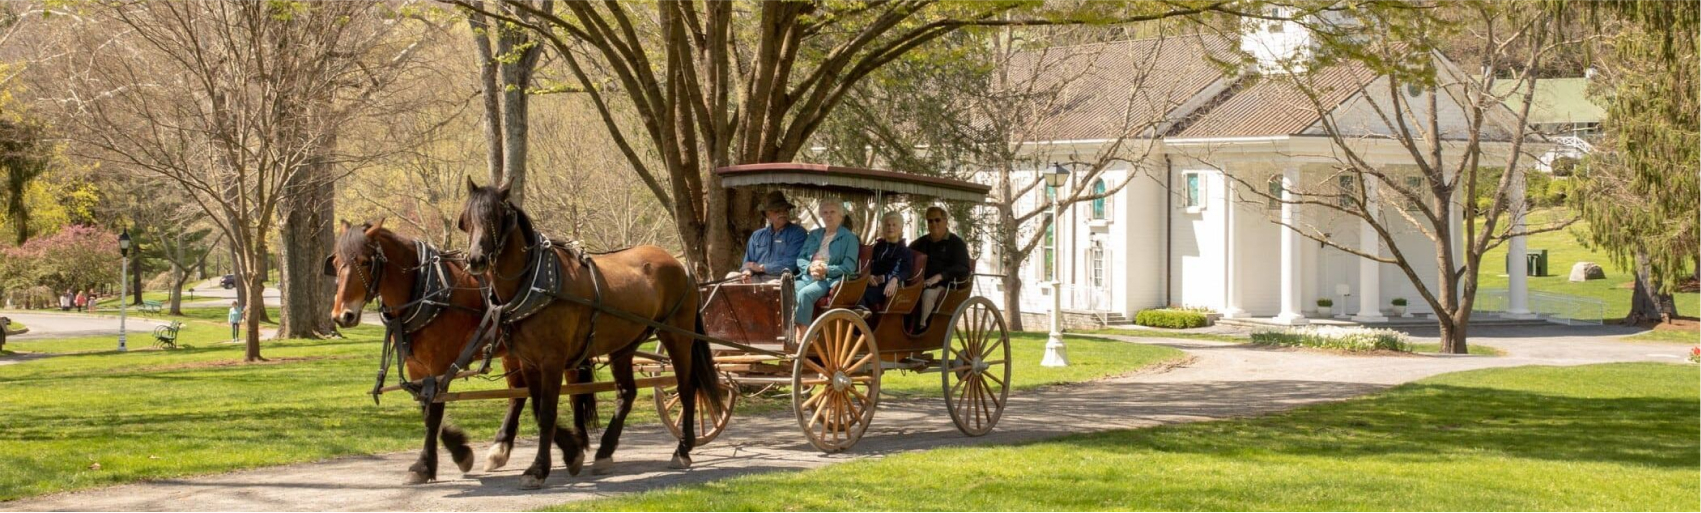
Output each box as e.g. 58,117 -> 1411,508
715,163 -> 991,203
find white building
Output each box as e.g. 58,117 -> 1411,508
978,18 -> 1548,326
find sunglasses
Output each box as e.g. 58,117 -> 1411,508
926,218 -> 944,223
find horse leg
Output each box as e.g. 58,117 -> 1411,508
520,365 -> 570,490
591,348 -> 639,475
406,401 -> 447,484
555,362 -> 596,476
662,335 -> 699,470
486,364 -> 528,471
443,423 -> 475,474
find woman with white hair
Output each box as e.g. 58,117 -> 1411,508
793,199 -> 859,340
858,211 -> 913,314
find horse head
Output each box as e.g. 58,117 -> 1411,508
326,218 -> 389,328
457,177 -> 513,275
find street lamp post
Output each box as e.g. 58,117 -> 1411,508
1041,163 -> 1070,367
118,229 -> 132,352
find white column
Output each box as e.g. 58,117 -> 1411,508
1273,166 -> 1308,325
1221,171 -> 1247,318
1352,178 -> 1388,322
1505,165 -> 1536,319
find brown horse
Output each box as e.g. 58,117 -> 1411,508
325,220 -> 595,485
458,179 -> 724,489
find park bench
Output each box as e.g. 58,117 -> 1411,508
141,300 -> 164,314
152,321 -> 182,349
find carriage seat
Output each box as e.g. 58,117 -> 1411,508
813,244 -> 874,313
876,251 -> 928,315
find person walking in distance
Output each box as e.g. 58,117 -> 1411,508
228,301 -> 243,341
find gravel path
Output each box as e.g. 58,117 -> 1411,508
2,325 -> 1687,511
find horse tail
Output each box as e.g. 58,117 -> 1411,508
571,360 -> 600,430
689,310 -> 726,418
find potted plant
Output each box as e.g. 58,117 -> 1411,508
1391,297 -> 1408,317
1315,298 -> 1333,316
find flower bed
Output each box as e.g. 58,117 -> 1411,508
1133,308 -> 1211,329
1251,325 -> 1411,352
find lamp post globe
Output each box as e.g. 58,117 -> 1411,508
117,229 -> 131,352
1041,163 -> 1070,367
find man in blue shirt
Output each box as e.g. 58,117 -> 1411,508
732,191 -> 807,283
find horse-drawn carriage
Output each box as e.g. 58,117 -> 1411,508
332,163 -> 1009,486
660,163 -> 1012,452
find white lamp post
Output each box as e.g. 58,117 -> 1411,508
1041,163 -> 1070,367
118,228 -> 132,352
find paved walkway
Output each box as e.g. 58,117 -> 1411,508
1,325 -> 1688,511
0,311 -> 168,341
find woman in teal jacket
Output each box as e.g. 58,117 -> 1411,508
794,199 -> 859,340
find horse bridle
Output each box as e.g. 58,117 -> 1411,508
324,243 -> 388,311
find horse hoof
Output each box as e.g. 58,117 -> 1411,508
591,457 -> 614,476
404,471 -> 434,485
668,454 -> 692,470
518,474 -> 545,490
453,450 -> 475,474
567,451 -> 585,477
484,444 -> 511,472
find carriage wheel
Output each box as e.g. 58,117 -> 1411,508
653,371 -> 737,446
941,297 -> 1010,437
791,309 -> 880,453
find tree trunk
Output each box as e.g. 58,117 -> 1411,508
254,253 -> 272,324
1627,249 -> 1675,324
494,2 -> 540,206
243,272 -> 266,362
168,231 -> 185,316
1002,272 -> 1025,332
230,243 -> 246,311
130,258 -> 143,305
276,146 -> 336,340
1437,316 -> 1468,354
466,8 -> 503,182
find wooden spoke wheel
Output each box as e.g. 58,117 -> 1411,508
941,297 -> 1010,437
791,309 -> 880,453
652,370 -> 737,446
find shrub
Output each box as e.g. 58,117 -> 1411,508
1544,178 -> 1571,206
1134,308 -> 1210,329
1251,326 -> 1410,352
1316,298 -> 1333,307
1391,297 -> 1408,306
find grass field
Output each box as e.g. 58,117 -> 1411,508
0,328 -> 1177,501
1477,208 -> 1699,321
1625,329 -> 1698,344
558,362 -> 1698,511
1079,328 -> 1246,343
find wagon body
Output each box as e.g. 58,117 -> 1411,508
682,163 -> 1012,452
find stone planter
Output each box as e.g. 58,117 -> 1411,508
1391,305 -> 1406,316
1314,305 -> 1332,316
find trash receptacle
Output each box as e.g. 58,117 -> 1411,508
1505,249 -> 1550,277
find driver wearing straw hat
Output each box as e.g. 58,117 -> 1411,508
730,191 -> 808,283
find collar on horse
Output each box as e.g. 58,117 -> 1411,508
482,203 -> 605,371
346,239 -> 482,405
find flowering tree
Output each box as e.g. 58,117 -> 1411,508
0,225 -> 119,299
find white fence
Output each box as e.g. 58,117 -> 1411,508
1472,288 -> 1606,325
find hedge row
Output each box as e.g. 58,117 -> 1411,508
1250,326 -> 1410,352
1133,309 -> 1210,329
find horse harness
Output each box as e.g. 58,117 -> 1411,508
347,240 -> 485,404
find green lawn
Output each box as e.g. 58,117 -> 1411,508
0,329 -> 1176,501
1079,327 -> 1246,343
1624,329 -> 1698,344
1410,342 -> 1504,356
559,362 -> 1698,511
1477,208 -> 1700,321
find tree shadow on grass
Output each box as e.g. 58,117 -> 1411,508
1054,379 -> 1699,470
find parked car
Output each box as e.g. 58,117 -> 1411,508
220,274 -> 237,289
